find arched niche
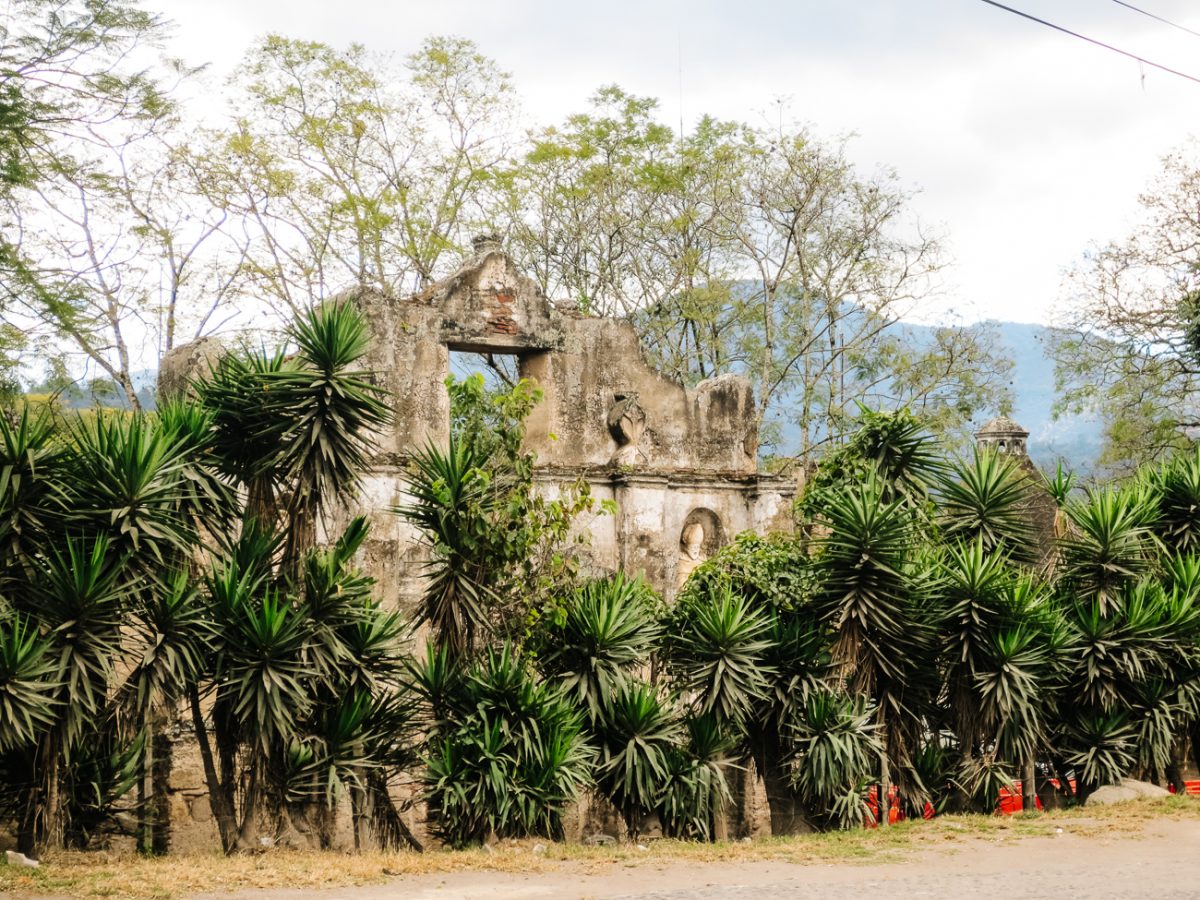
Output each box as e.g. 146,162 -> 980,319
680,507 -> 726,558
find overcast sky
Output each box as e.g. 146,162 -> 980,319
159,0 -> 1200,327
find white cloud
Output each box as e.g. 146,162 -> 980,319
158,0 -> 1200,326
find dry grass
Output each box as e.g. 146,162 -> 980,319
3,796 -> 1197,899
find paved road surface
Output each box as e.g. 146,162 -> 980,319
193,818 -> 1200,900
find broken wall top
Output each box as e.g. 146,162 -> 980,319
355,241 -> 760,476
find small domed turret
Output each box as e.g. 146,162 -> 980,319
976,415 -> 1029,457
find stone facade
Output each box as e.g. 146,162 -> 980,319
345,236 -> 796,608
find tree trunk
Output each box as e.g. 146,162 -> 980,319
1167,739 -> 1188,795
151,723 -> 172,854
878,725 -> 891,827
137,731 -> 150,854
189,687 -> 238,853
1022,757 -> 1037,813
366,769 -> 421,851
760,755 -> 811,836
35,730 -> 63,855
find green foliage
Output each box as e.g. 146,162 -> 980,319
419,645 -> 594,847
1059,486 -> 1156,613
658,714 -> 735,840
802,407 -> 942,513
398,374 -> 605,655
663,586 -> 774,728
792,691 -> 879,830
0,613 -> 58,750
594,681 -> 683,838
537,573 -> 659,723
199,302 -> 390,570
679,531 -> 817,613
816,472 -> 919,695
937,447 -> 1037,561
1146,448 -> 1200,554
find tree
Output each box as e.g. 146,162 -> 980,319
0,0 -> 225,404
200,35 -> 514,320
1054,142 -> 1200,470
510,92 -> 1010,454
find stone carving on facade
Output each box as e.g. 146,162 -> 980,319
607,394 -> 648,466
676,520 -> 708,589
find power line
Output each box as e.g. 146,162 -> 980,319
1111,0 -> 1200,41
974,0 -> 1200,85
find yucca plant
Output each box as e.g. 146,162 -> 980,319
539,573 -> 659,723
64,412 -> 196,574
154,400 -> 237,536
397,436 -> 498,657
1058,486 -> 1156,614
817,473 -> 917,695
662,584 -> 773,728
200,347 -> 291,520
937,447 -> 1037,561
802,406 -> 942,512
594,680 -> 683,838
938,539 -> 1061,786
667,532 -> 827,836
198,302 -> 390,570
1062,712 -> 1135,800
1147,448 -> 1200,554
9,535 -> 133,852
658,714 -> 735,840
1053,578 -> 1200,799
420,644 -> 593,846
0,404 -> 66,581
815,468 -> 942,821
265,303 -> 391,565
122,571 -> 215,717
952,752 -> 1013,813
792,691 -> 880,830
0,613 -> 59,751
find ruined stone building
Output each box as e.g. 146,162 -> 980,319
343,236 -> 796,608
148,237 -> 798,850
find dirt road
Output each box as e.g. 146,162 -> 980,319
195,817 -> 1200,900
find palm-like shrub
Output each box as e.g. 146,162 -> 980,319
0,405 -> 66,578
594,680 -> 683,838
792,691 -> 880,830
938,540 -> 1062,780
1053,578 -> 1200,799
420,644 -> 593,846
1058,486 -> 1155,613
199,302 -> 390,568
538,573 -> 659,722
0,614 -> 59,751
658,714 -> 735,840
1147,449 -> 1200,553
937,447 -> 1036,561
662,585 -> 773,727
802,407 -> 942,511
397,436 -> 498,657
65,413 -> 196,572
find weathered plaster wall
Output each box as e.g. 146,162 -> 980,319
343,238 -> 795,608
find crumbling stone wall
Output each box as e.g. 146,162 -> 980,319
346,236 -> 794,608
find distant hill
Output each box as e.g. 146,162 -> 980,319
984,321 -> 1103,473
768,319 -> 1104,473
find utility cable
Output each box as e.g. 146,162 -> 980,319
974,0 -> 1200,85
1110,0 -> 1200,42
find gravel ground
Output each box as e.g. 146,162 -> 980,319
191,817 -> 1200,900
